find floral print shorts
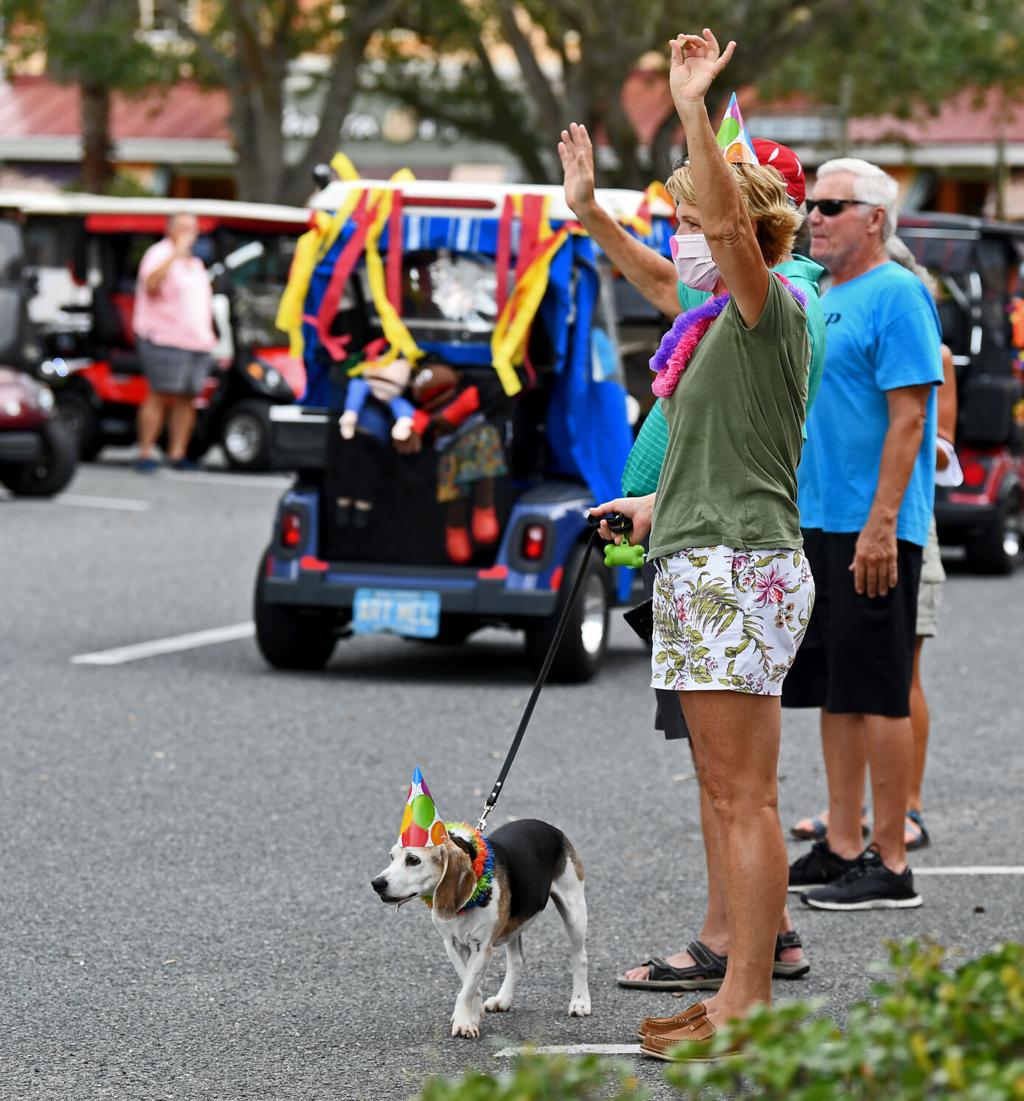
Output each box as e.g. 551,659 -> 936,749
651,546 -> 815,696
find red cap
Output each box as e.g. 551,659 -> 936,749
752,139 -> 806,206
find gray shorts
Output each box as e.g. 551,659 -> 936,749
137,337 -> 213,396
916,517 -> 945,638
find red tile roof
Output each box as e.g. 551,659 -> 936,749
848,89 -> 1024,144
0,75 -> 230,140
0,72 -> 1018,153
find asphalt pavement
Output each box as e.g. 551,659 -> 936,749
2,458 -> 1022,1100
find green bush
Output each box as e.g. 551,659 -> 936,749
413,941 -> 1024,1100
664,940 -> 1024,1100
417,1052 -> 647,1101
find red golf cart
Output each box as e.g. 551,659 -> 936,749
899,213 -> 1024,573
9,194 -> 309,470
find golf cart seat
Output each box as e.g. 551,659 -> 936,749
91,287 -> 143,375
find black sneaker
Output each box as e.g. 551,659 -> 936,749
788,840 -> 859,893
801,847 -> 922,911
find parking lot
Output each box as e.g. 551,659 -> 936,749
2,459 -> 1022,1100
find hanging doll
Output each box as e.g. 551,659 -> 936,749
333,351 -> 415,530
408,363 -> 508,565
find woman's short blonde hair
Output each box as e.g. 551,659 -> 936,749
666,163 -> 803,268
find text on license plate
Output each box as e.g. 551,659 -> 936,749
352,588 -> 441,639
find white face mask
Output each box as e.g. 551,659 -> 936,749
670,233 -> 721,292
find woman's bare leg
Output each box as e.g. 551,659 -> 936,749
622,711 -> 803,987
681,690 -> 786,1025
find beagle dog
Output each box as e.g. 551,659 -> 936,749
371,818 -> 590,1038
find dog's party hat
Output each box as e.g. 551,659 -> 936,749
716,93 -> 758,166
399,767 -> 449,848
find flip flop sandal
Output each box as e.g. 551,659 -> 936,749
905,809 -> 930,851
616,940 -> 727,991
790,805 -> 871,841
773,930 -> 810,979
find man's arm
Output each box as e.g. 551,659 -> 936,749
851,383 -> 931,597
558,123 -> 679,318
142,240 -> 189,296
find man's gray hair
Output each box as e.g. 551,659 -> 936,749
816,157 -> 899,241
885,235 -> 938,299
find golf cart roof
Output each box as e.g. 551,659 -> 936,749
898,211 -> 1024,240
0,192 -> 309,232
310,179 -> 675,224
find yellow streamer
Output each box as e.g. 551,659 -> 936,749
275,210 -> 333,360
329,152 -> 361,182
362,169 -> 423,366
491,195 -> 569,396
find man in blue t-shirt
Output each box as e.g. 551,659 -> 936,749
784,158 -> 943,913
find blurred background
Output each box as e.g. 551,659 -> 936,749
0,0 -> 1022,216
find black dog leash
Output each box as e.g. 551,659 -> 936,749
476,512 -> 631,831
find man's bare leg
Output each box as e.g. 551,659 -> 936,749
137,392 -> 169,459
822,709 -> 868,860
864,714 -> 913,873
908,637 -> 928,812
166,395 -> 197,462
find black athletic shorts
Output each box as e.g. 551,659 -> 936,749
781,529 -> 923,719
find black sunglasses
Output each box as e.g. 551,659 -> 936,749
806,198 -> 871,217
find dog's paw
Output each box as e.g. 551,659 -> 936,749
568,993 -> 592,1017
451,1017 -> 481,1039
484,994 -> 512,1013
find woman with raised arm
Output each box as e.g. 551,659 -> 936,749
589,30 -> 814,1058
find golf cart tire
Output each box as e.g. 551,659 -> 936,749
964,499 -> 1019,575
56,389 -> 101,460
524,545 -> 609,683
221,398 -> 272,472
0,418 -> 77,497
254,553 -> 338,670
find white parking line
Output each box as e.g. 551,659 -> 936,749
913,866 -> 1024,876
495,1044 -> 640,1057
71,621 -> 254,665
62,494 -> 151,512
165,470 -> 292,489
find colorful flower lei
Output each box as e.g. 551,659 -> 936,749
422,823 -> 495,914
650,274 -> 807,399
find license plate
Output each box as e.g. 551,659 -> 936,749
352,588 -> 441,639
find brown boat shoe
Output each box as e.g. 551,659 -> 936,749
636,1000 -> 707,1040
639,1012 -> 740,1062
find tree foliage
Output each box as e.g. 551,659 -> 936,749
1,0 -> 173,192
179,0 -> 407,204
372,0 -> 1024,188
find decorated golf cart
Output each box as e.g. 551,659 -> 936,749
253,164 -> 674,681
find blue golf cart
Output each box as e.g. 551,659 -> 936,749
252,177 -> 673,681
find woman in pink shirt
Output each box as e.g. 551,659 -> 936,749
133,214 -> 216,471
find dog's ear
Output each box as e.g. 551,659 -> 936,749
432,839 -> 476,920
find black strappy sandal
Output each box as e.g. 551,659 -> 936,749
773,930 -> 810,979
616,940 -> 727,991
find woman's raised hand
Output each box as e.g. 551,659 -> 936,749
558,123 -> 597,217
669,29 -> 736,107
